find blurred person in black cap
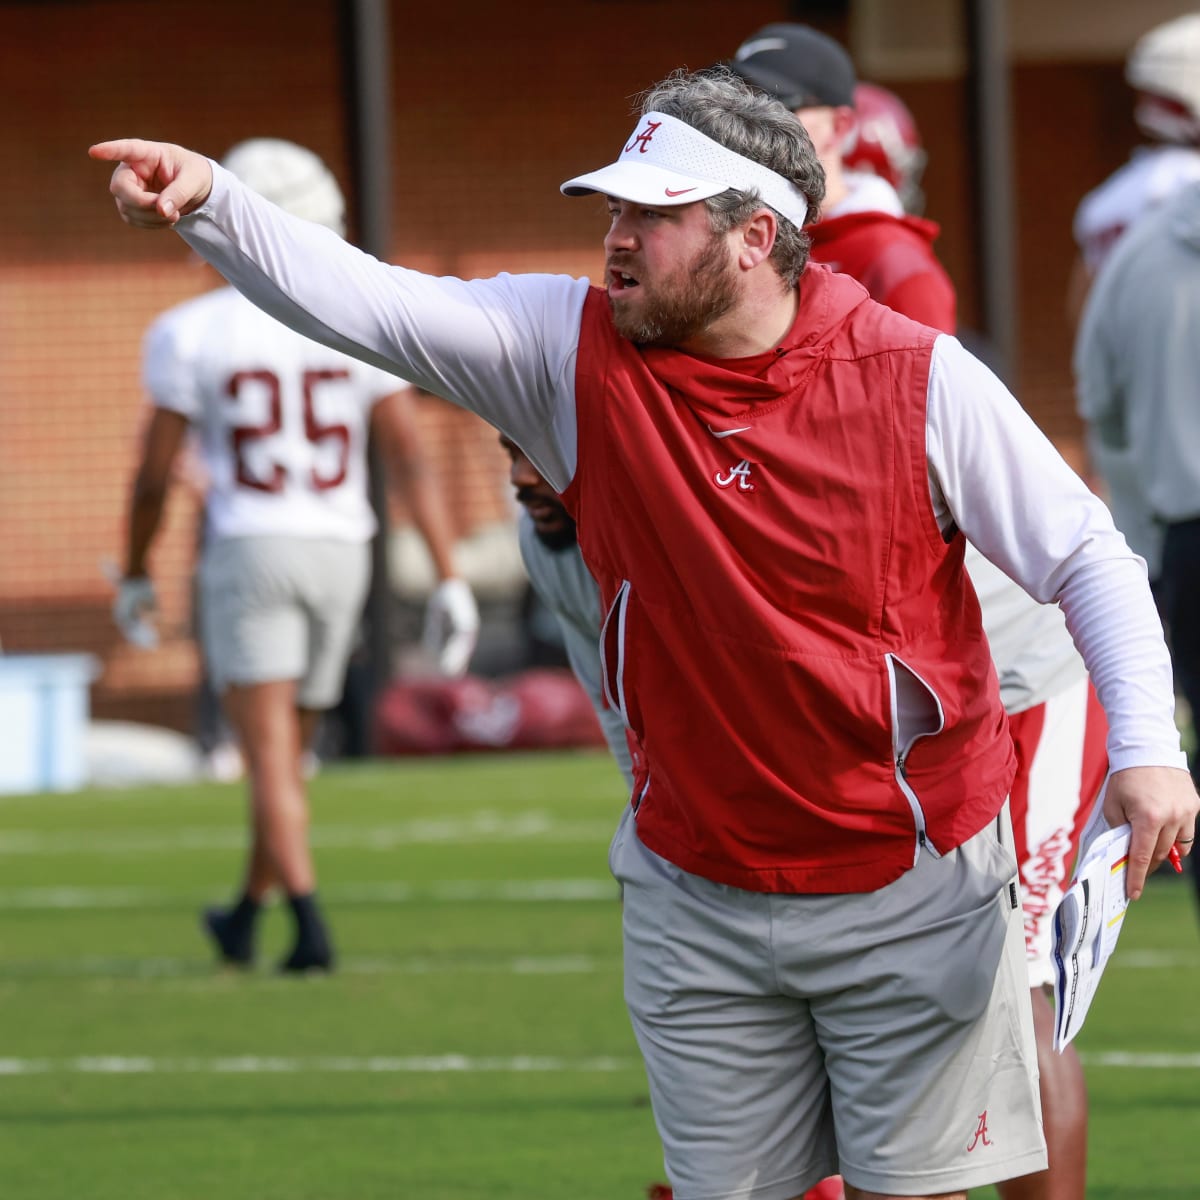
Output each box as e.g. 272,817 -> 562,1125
731,24 -> 874,216
730,23 -> 956,331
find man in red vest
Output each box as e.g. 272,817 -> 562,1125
91,65 -> 1197,1200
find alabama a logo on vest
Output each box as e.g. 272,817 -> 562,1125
714,459 -> 755,492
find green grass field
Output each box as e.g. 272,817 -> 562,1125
0,751 -> 1196,1199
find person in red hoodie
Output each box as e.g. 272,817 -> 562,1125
730,24 -> 955,333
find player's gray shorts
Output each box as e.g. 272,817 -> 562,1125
198,536 -> 371,710
611,803 -> 1046,1199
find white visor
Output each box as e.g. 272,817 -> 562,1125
561,110 -> 808,228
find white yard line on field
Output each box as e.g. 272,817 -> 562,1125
0,878 -> 620,910
0,1054 -> 638,1076
0,953 -> 606,980
0,1051 -> 1196,1077
0,813 -> 618,855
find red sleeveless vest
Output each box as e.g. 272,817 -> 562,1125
562,265 -> 1014,893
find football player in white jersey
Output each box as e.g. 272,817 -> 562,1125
1069,13 -> 1200,584
113,139 -> 479,973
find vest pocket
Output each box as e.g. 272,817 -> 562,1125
600,581 -> 654,814
886,653 -> 946,862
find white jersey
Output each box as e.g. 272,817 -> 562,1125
1072,143 -> 1200,273
177,164 -> 1187,776
517,512 -> 634,789
143,286 -> 407,542
831,171 -> 905,218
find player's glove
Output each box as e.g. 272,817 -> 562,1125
112,575 -> 159,649
421,577 -> 480,678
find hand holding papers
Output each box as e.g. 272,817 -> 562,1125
1051,808 -> 1132,1053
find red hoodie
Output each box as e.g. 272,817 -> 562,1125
562,265 -> 1012,894
807,211 -> 956,334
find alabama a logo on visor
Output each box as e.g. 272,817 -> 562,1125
561,111 -> 809,227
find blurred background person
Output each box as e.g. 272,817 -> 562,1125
843,80 -> 927,216
1069,12 -> 1200,315
1068,12 -> 1200,589
1074,179 -> 1200,919
730,23 -> 956,330
112,138 -> 478,973
729,26 -> 1108,1200
498,434 -> 633,792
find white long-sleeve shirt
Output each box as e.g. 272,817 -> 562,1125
179,162 -> 1185,775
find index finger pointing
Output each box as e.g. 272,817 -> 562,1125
88,139 -> 145,163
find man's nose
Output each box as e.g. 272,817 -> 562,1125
510,456 -> 540,489
604,209 -> 637,253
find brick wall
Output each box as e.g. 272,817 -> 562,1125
0,0 -> 1143,731
0,0 -> 787,728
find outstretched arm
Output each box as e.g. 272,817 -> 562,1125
89,138 -> 588,493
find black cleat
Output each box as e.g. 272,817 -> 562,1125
202,905 -> 255,967
278,938 -> 334,975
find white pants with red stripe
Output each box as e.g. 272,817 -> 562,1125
1007,676 -> 1109,988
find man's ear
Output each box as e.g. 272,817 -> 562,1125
833,105 -> 859,154
737,208 -> 778,270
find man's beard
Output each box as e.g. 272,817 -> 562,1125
517,488 -> 579,552
608,233 -> 738,347
533,518 -> 579,552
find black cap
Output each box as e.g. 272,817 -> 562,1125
729,23 -> 857,110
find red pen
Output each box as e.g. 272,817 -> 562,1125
1168,845 -> 1184,873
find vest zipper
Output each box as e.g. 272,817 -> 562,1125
631,773 -> 651,815
886,653 -> 945,865
599,580 -> 632,729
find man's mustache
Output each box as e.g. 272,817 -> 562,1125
516,486 -> 565,511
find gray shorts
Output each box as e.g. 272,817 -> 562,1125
611,803 -> 1045,1199
199,536 -> 371,710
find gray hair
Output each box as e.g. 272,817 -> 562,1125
637,66 -> 825,288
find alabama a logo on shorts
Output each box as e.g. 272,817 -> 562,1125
966,1111 -> 993,1152
714,459 -> 755,492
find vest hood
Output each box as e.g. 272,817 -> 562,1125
638,264 -> 872,426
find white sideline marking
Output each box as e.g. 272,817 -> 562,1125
1109,950 -> 1199,969
0,1051 -> 1195,1077
0,1054 -> 637,1077
0,813 -> 617,856
0,954 -> 605,980
1080,1052 -> 1200,1069
0,879 -> 619,910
